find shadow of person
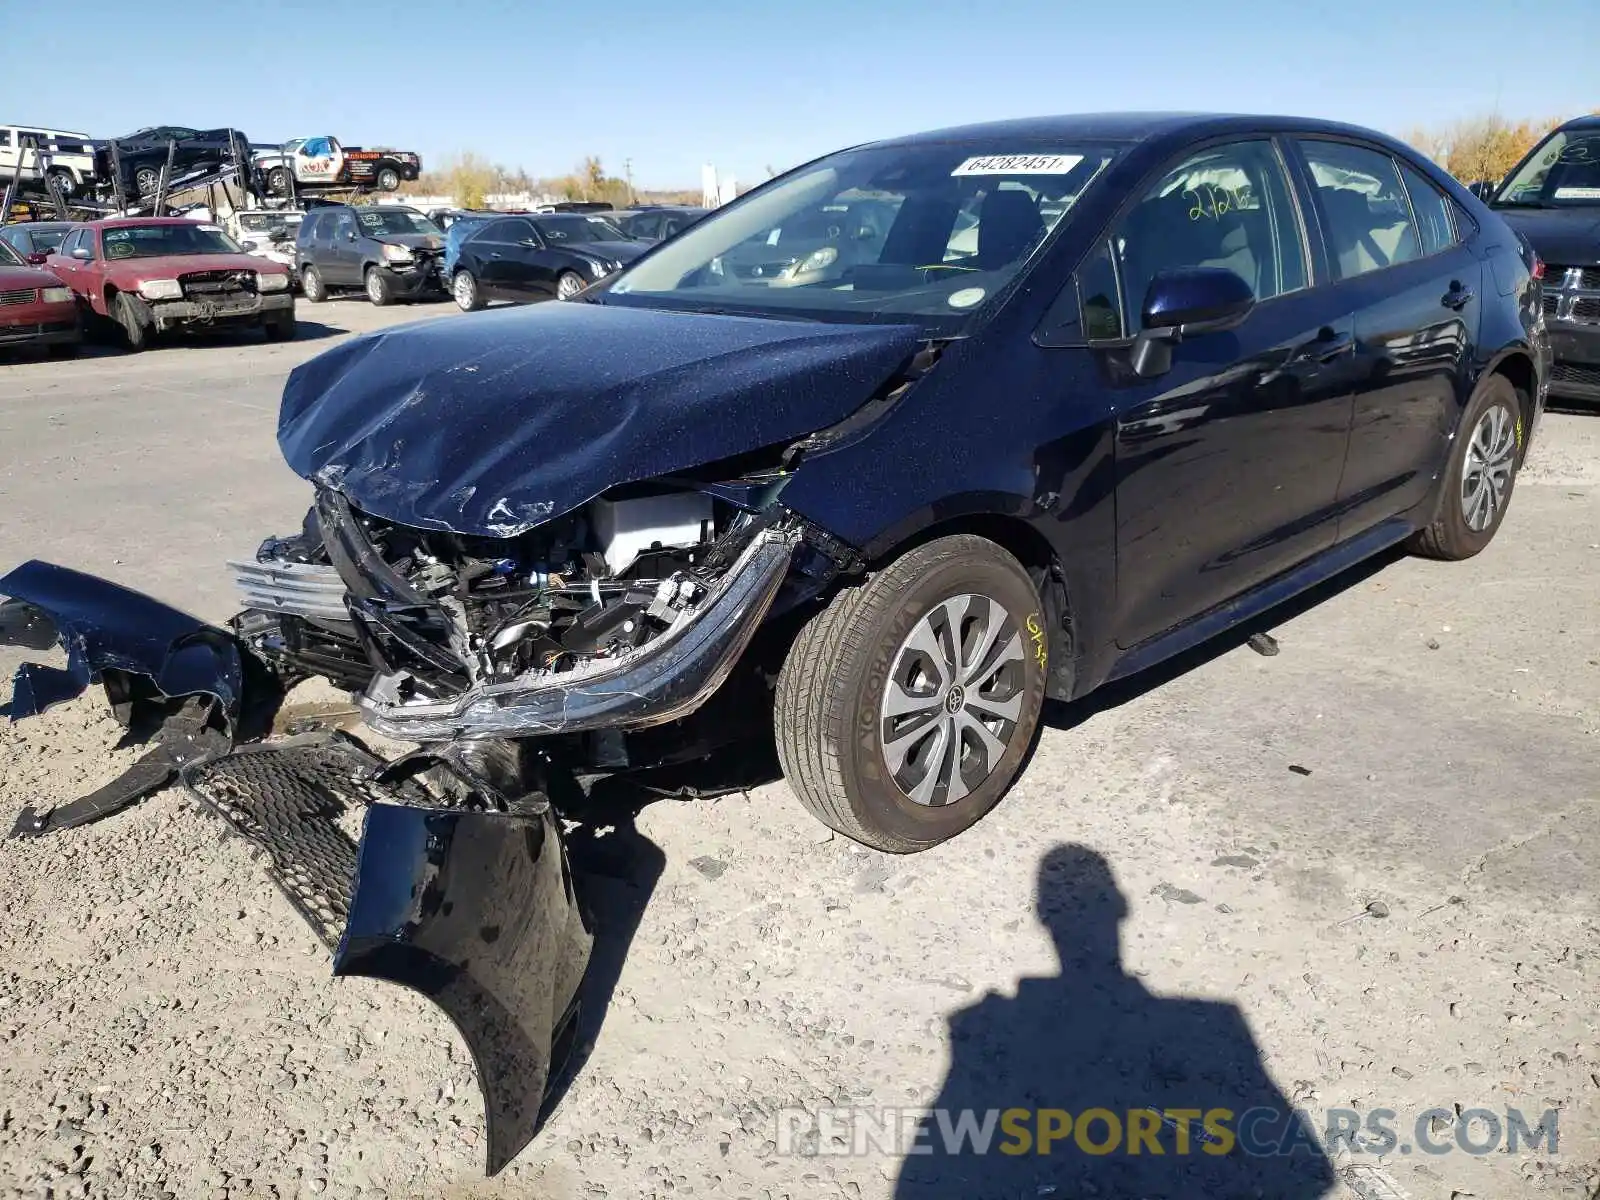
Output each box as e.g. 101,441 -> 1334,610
895,845 -> 1335,1199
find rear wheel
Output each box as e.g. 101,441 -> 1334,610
365,266 -> 394,306
112,292 -> 150,352
775,534 -> 1049,853
375,166 -> 401,191
45,170 -> 74,200
301,265 -> 327,303
453,269 -> 484,312
1408,375 -> 1522,560
555,271 -> 587,301
267,166 -> 291,195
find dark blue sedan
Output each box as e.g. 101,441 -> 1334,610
217,111 -> 1552,859
0,111 -> 1556,1173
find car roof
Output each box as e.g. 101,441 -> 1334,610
873,111 -> 1401,148
1560,114 -> 1600,131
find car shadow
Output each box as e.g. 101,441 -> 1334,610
1044,547 -> 1403,732
894,844 -> 1336,1199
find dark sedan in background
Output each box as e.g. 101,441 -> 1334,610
1488,114 -> 1600,405
95,126 -> 249,197
449,212 -> 645,309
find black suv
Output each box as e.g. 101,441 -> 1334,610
94,126 -> 249,197
294,205 -> 446,305
1486,114 -> 1600,404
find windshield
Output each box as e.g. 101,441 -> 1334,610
606,142 -> 1116,327
355,209 -> 436,237
239,212 -> 303,233
101,223 -> 244,259
0,241 -> 21,267
531,215 -> 626,244
1494,128 -> 1600,207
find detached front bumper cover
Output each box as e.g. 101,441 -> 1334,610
1,561 -> 252,837
185,735 -> 592,1176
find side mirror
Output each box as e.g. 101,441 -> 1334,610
1131,267 -> 1255,379
25,252 -> 48,266
240,240 -> 258,253
71,246 -> 93,261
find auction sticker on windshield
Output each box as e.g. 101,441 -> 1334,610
1553,187 -> 1600,200
952,154 -> 1083,176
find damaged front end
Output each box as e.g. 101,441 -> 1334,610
1,300 -> 939,1173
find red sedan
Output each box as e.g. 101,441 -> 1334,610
0,237 -> 80,359
46,217 -> 294,351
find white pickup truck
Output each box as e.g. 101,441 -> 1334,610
253,137 -> 421,195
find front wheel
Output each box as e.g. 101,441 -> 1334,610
775,534 -> 1049,853
365,266 -> 394,307
112,292 -> 150,352
133,166 -> 161,196
263,311 -> 297,342
1408,375 -> 1522,560
267,166 -> 291,195
555,271 -> 587,301
453,269 -> 484,312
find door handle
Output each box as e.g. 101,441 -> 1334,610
1441,282 -> 1474,310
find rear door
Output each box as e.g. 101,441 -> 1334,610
1292,139 -> 1483,529
1101,138 -> 1358,649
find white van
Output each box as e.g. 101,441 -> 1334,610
0,125 -> 98,197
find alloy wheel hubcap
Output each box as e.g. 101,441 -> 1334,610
1461,404 -> 1516,533
455,274 -> 473,306
879,593 -> 1026,807
557,275 -> 583,299
367,274 -> 383,301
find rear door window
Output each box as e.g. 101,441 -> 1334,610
1298,140 -> 1421,279
1397,162 -> 1456,257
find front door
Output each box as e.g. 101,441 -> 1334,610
326,210 -> 360,286
1293,140 -> 1483,530
1107,138 -> 1357,649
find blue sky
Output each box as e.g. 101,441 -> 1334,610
6,0 -> 1595,189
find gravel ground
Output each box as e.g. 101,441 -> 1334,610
1,307 -> 1598,1200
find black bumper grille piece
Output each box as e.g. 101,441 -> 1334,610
183,736 -> 426,950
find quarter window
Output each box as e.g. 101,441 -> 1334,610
1398,162 -> 1456,257
1300,140 -> 1420,279
1115,140 -> 1306,331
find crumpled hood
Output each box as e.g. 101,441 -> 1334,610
1493,207 -> 1600,265
278,300 -> 922,537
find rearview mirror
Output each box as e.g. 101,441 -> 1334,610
1467,179 -> 1496,200
1131,267 -> 1255,379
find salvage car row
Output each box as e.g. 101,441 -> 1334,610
0,201 -> 710,353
